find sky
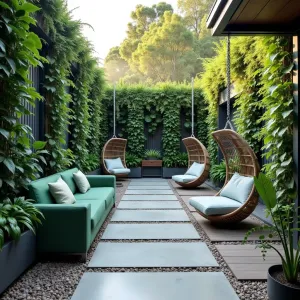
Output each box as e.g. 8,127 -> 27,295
67,0 -> 178,64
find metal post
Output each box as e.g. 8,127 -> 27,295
113,83 -> 116,137
191,77 -> 194,137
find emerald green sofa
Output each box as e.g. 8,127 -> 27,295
28,168 -> 115,260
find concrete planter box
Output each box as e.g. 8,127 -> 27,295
163,167 -> 187,178
86,168 -> 101,175
0,230 -> 36,294
128,167 -> 142,178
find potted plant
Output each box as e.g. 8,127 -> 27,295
163,153 -> 188,178
144,149 -> 161,160
209,160 -> 226,188
126,153 -> 142,178
0,197 -> 44,294
244,173 -> 300,300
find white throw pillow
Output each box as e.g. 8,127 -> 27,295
104,157 -> 124,171
186,162 -> 205,177
220,172 -> 254,203
73,170 -> 91,193
48,177 -> 76,204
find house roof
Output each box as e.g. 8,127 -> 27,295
207,0 -> 300,36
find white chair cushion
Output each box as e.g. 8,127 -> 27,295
110,168 -> 131,175
105,157 -> 124,171
48,177 -> 76,204
186,162 -> 205,177
73,170 -> 90,193
189,196 -> 241,216
220,172 -> 254,203
172,175 -> 197,183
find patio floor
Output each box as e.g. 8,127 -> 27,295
1,178 -> 270,300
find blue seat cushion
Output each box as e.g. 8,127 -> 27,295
172,175 -> 197,183
186,162 -> 204,177
220,172 -> 254,203
110,168 -> 130,175
189,196 -> 241,216
75,199 -> 106,229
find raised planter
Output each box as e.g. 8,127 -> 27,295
162,167 -> 187,178
268,265 -> 300,300
128,167 -> 142,178
86,168 -> 101,175
0,230 -> 36,294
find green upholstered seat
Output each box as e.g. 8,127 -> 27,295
76,199 -> 106,229
189,196 -> 241,216
29,171 -> 116,259
172,175 -> 197,183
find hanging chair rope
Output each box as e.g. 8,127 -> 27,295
224,34 -> 234,131
113,83 -> 116,138
191,77 -> 195,137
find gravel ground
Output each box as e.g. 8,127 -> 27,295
1,178 -> 268,300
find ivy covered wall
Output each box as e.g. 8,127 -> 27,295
199,36 -> 295,201
102,83 -> 208,162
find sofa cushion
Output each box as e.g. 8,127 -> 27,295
74,187 -> 114,209
76,199 -> 106,229
220,172 -> 254,203
29,173 -> 61,204
73,170 -> 91,193
48,177 -> 76,204
172,175 -> 197,183
189,196 -> 241,216
60,168 -> 78,194
110,168 -> 130,175
104,157 -> 124,171
186,162 -> 204,177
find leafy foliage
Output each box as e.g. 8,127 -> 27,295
210,160 -> 226,184
83,154 -> 99,173
125,153 -> 142,168
163,152 -> 188,168
244,173 -> 299,283
144,149 -> 161,159
199,36 -> 294,201
0,197 -> 44,250
0,0 -> 48,200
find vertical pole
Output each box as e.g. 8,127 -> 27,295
113,82 -> 116,137
191,77 -> 194,137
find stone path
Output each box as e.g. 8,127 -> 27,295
72,178 -> 239,300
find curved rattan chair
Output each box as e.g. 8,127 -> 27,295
173,137 -> 210,188
102,138 -> 128,177
195,130 -> 260,223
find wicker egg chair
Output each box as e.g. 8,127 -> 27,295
195,130 -> 260,223
174,137 -> 210,188
102,138 -> 128,177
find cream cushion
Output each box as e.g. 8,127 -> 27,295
73,170 -> 91,193
48,177 -> 76,204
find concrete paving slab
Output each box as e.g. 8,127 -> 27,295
127,186 -> 171,190
111,210 -> 190,222
71,272 -> 239,300
88,242 -> 218,267
118,201 -> 182,209
125,190 -> 174,195
176,188 -> 216,196
129,182 -> 169,186
122,195 -> 178,201
101,223 -> 200,240
181,196 -> 196,212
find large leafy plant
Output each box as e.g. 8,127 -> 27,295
145,149 -> 161,159
244,173 -> 299,283
163,152 -> 188,168
125,153 -> 142,168
0,0 -> 47,200
0,197 -> 44,250
210,160 -> 226,183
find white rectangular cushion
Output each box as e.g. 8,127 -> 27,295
189,196 -> 241,216
220,172 -> 254,203
172,175 -> 197,183
110,168 -> 131,175
186,162 -> 204,177
105,157 -> 125,171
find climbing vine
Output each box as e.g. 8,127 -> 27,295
0,0 -> 47,200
